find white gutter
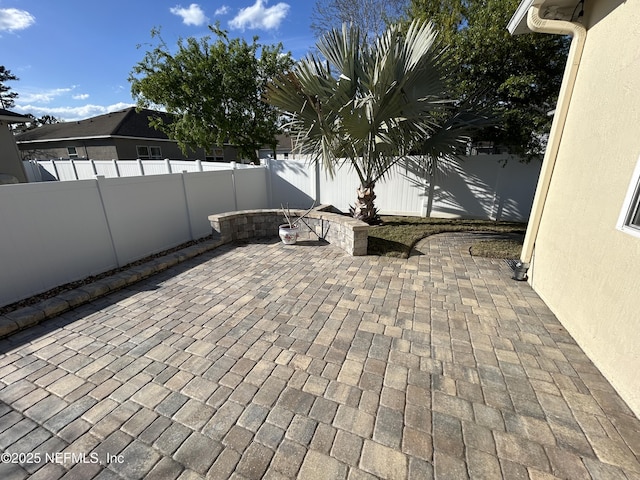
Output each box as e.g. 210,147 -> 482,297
514,5 -> 587,279
507,0 -> 535,35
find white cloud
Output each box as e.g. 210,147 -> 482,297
18,87 -> 74,104
72,93 -> 90,100
229,0 -> 289,31
215,5 -> 229,16
0,8 -> 35,32
14,102 -> 135,122
170,4 -> 209,26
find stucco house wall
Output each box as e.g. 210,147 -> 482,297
526,0 -> 640,415
19,139 -> 119,161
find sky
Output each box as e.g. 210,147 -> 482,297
0,0 -> 316,121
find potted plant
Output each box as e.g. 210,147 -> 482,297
279,203 -> 315,245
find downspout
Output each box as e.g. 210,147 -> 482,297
513,6 -> 587,280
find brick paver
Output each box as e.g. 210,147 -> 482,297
1,234 -> 639,479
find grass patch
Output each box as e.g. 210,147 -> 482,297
469,238 -> 523,259
368,216 -> 526,258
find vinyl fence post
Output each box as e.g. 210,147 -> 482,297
231,162 -> 238,211
90,159 -> 98,176
314,158 -> 320,205
95,175 -> 121,267
165,158 -> 172,174
196,159 -> 203,172
491,158 -> 503,221
264,158 -> 273,208
112,159 -> 120,178
421,157 -> 435,218
181,171 -> 195,240
51,159 -> 60,181
70,159 -> 79,180
137,158 -> 144,176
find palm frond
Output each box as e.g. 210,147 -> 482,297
265,19 -> 495,221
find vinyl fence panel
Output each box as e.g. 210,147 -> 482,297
491,158 -> 539,222
183,170 -> 238,238
74,161 -> 97,179
201,162 -> 240,172
37,160 -> 59,179
266,158 -> 316,209
137,161 -> 169,175
429,156 -> 539,221
113,161 -> 144,177
430,159 -> 496,219
0,180 -> 118,306
93,161 -> 120,177
317,164 -> 360,213
96,174 -> 192,266
54,161 -> 79,181
234,167 -> 269,211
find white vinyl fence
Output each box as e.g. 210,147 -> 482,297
23,156 -> 540,222
22,158 -> 254,182
0,167 -> 267,306
4,154 -> 539,306
266,154 -> 541,222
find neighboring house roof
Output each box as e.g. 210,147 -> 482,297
0,108 -> 31,123
15,107 -> 292,154
15,107 -> 172,144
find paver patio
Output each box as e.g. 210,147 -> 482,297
0,233 -> 639,479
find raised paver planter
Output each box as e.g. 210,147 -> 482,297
208,205 -> 369,256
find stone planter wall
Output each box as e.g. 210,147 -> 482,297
208,205 -> 369,256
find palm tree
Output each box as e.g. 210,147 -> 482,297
266,20 -> 491,224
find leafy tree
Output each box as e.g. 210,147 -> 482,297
0,66 -> 19,109
129,26 -> 293,162
14,114 -> 61,132
408,0 -> 569,158
37,114 -> 59,125
311,0 -> 408,41
266,21 -> 490,224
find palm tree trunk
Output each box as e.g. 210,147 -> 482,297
350,182 -> 380,224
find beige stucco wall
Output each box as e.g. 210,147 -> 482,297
528,0 -> 640,416
0,124 -> 27,182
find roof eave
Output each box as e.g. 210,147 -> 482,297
0,114 -> 31,123
16,135 -> 176,145
16,135 -> 113,144
507,0 -> 536,35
